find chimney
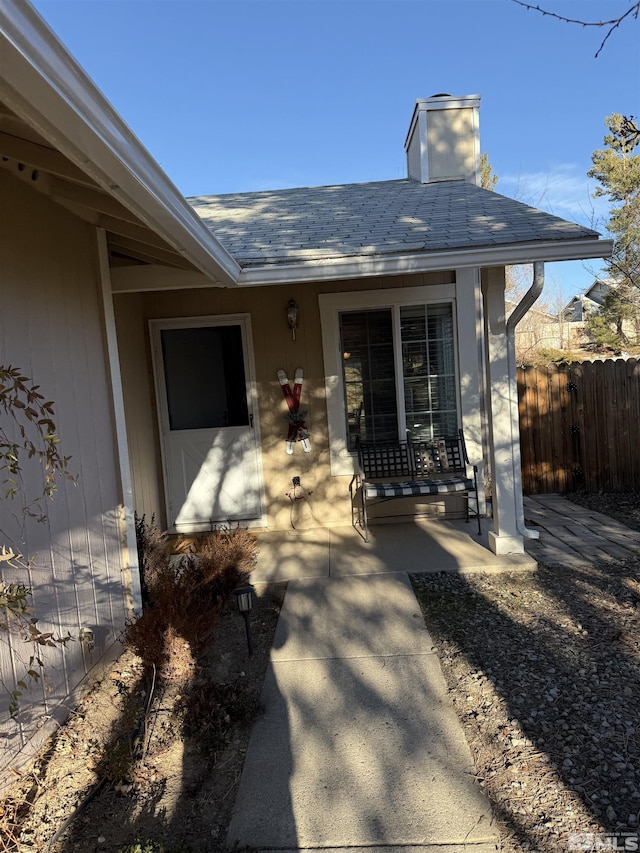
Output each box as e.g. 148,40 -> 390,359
404,94 -> 481,185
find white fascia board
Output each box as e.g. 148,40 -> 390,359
236,238 -> 614,287
0,0 -> 241,288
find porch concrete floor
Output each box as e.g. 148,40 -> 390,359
251,493 -> 640,584
251,512 -> 532,584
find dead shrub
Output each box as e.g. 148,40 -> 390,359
176,673 -> 262,753
124,518 -> 257,681
196,525 -> 258,588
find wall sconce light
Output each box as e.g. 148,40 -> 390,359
232,584 -> 255,656
287,299 -> 299,341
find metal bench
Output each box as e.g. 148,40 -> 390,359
350,429 -> 481,542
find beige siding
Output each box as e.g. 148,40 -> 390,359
427,108 -> 477,183
114,270 -> 458,532
0,171 -> 132,769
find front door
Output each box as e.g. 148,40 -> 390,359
151,316 -> 263,532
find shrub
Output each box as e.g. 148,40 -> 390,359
124,519 -> 257,681
176,674 -> 262,753
526,347 -> 584,366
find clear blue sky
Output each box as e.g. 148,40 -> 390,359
32,0 -> 640,303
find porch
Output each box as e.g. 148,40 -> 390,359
249,494 -> 640,583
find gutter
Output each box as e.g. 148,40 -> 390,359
506,261 -> 545,540
236,238 -> 614,287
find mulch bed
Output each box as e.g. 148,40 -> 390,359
0,582 -> 286,853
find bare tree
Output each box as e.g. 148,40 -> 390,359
511,1 -> 640,57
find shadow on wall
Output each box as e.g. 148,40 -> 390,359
0,503 -> 130,770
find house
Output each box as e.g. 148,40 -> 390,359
561,279 -> 638,352
562,278 -> 614,321
114,104 -> 610,557
0,0 -> 612,771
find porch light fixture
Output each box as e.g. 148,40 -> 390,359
233,584 -> 255,656
286,299 -> 299,341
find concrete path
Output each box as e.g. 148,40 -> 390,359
227,573 -> 498,852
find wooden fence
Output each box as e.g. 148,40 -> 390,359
517,358 -> 640,494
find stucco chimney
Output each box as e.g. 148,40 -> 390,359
404,94 -> 481,185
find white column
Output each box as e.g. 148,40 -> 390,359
455,267 -> 485,513
483,268 -> 524,555
96,228 -> 142,612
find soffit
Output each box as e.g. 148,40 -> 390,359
0,100 -> 196,271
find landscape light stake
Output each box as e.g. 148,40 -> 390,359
233,585 -> 255,657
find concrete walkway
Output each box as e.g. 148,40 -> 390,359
227,495 -> 640,852
227,573 -> 498,852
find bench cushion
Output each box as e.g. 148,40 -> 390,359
363,477 -> 474,499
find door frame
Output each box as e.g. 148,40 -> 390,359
149,313 -> 266,532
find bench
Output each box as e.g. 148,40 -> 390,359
349,429 -> 481,542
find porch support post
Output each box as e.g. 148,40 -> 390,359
96,227 -> 143,611
482,268 -> 525,555
455,267 -> 485,513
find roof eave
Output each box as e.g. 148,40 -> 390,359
235,238 -> 614,286
0,0 -> 241,287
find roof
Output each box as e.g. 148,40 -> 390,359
189,178 -> 603,270
562,278 -> 615,312
505,299 -> 557,322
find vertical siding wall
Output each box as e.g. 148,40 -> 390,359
0,172 -> 132,769
114,270 -> 467,531
517,359 -> 640,494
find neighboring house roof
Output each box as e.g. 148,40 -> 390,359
191,180 -> 600,269
584,277 -> 616,302
562,278 -> 615,318
505,300 -> 557,322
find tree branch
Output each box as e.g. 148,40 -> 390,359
621,115 -> 640,146
510,1 -> 640,56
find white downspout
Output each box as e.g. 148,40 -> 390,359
505,261 -> 544,540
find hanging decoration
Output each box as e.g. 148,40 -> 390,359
277,367 -> 311,454
285,475 -> 314,529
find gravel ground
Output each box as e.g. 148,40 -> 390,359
412,492 -> 640,852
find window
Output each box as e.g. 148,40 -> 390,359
341,309 -> 397,448
160,325 -> 249,430
399,303 -> 457,442
340,303 -> 457,451
320,283 -> 464,475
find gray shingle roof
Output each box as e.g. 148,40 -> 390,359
188,179 -> 600,269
